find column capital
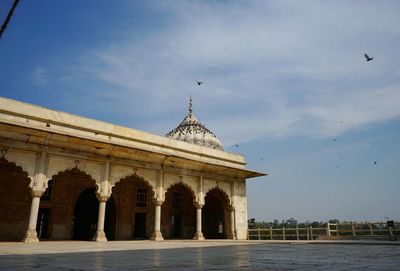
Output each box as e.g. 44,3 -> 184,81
31,189 -> 45,198
195,203 -> 204,209
96,194 -> 110,202
153,198 -> 164,206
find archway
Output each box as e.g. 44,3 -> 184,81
0,157 -> 31,241
41,167 -> 97,240
111,175 -> 155,240
203,188 -> 231,239
161,183 -> 196,239
72,187 -> 99,240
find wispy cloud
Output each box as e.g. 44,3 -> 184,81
59,1 -> 400,146
32,67 -> 48,87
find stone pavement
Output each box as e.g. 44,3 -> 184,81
0,240 -> 399,270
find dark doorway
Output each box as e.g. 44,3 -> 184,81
36,208 -> 50,239
72,187 -> 99,240
203,189 -> 228,239
134,213 -> 147,239
104,195 -> 117,240
171,214 -> 182,238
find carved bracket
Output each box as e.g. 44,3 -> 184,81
0,148 -> 8,158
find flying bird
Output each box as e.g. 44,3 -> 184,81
374,161 -> 377,164
196,81 -> 203,85
332,138 -> 337,141
364,53 -> 373,61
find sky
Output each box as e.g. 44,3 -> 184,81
1,0 -> 399,223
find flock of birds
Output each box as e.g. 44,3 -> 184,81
195,53 -> 376,168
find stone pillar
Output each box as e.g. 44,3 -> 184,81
151,201 -> 164,241
193,204 -> 205,240
93,195 -> 109,242
23,150 -> 47,243
229,208 -> 236,239
23,190 -> 43,243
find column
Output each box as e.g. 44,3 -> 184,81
23,190 -> 43,243
229,181 -> 237,240
94,160 -> 110,242
151,202 -> 164,241
23,150 -> 47,243
193,204 -> 205,240
151,168 -> 164,241
94,195 -> 109,242
230,208 -> 236,239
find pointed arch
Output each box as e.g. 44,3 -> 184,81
204,182 -> 232,207
203,187 -> 233,239
161,182 -> 196,239
0,157 -> 32,241
164,181 -> 197,205
0,156 -> 33,188
112,173 -> 156,200
111,174 -> 156,240
50,167 -> 99,194
42,166 -> 99,240
205,187 -> 232,207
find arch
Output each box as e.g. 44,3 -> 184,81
0,157 -> 32,241
205,186 -> 232,207
161,182 -> 196,239
111,173 -> 156,201
110,165 -> 157,200
49,167 -> 99,194
203,183 -> 232,207
46,157 -> 102,192
2,150 -> 36,185
111,174 -> 155,240
202,187 -> 232,239
42,167 -> 98,240
163,180 -> 197,205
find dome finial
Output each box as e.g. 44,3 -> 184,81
189,96 -> 193,116
165,97 -> 224,151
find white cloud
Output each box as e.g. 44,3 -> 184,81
66,1 -> 400,145
32,67 -> 48,87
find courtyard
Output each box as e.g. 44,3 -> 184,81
0,240 -> 399,270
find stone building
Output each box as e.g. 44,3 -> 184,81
0,97 -> 265,242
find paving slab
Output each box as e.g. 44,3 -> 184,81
0,240 -> 399,270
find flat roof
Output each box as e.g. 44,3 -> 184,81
0,97 -> 266,178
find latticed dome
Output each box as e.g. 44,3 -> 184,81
165,97 -> 224,151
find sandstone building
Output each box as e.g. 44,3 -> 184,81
0,97 -> 265,242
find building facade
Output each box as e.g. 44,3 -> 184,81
0,97 -> 264,242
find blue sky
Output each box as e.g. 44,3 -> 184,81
1,1 -> 399,222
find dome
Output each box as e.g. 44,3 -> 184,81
165,97 -> 224,151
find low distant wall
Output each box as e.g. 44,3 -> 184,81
248,221 -> 400,241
